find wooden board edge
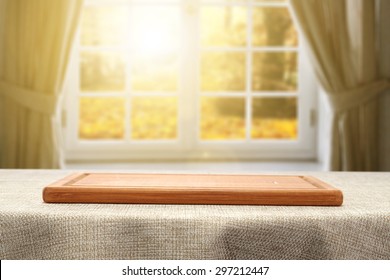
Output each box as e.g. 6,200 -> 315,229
42,173 -> 86,203
302,176 -> 343,205
51,172 -> 87,186
54,172 -> 313,180
301,176 -> 332,189
43,186 -> 344,206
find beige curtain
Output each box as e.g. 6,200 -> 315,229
290,0 -> 390,171
379,0 -> 390,170
0,0 -> 83,168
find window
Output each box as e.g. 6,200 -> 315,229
65,0 -> 317,161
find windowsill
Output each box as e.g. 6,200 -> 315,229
64,160 -> 326,172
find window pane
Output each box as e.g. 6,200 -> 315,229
81,6 -> 128,46
254,0 -> 287,2
130,6 -> 179,92
201,97 -> 245,140
131,97 -> 177,140
201,6 -> 247,47
201,52 -> 246,92
79,97 -> 125,140
200,0 -> 287,3
131,54 -> 178,92
80,52 -> 125,92
253,7 -> 297,47
251,97 -> 297,139
252,52 -> 297,91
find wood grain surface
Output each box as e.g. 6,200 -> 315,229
43,173 -> 343,206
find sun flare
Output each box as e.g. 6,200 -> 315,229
131,7 -> 179,57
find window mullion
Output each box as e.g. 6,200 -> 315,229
245,3 -> 253,141
180,0 -> 199,150
69,28 -> 82,148
124,4 -> 132,142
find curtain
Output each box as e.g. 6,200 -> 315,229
378,0 -> 390,170
0,0 -> 83,168
290,0 -> 390,171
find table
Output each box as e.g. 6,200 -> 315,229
0,170 -> 389,259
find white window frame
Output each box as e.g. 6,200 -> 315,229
64,0 -> 317,162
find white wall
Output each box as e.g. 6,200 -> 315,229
316,88 -> 331,171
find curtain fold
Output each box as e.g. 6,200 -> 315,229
0,0 -> 83,168
290,0 -> 389,171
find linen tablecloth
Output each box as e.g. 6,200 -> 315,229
0,170 -> 389,259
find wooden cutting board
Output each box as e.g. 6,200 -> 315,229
42,173 -> 343,206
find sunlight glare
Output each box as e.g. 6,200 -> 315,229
131,7 -> 179,58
